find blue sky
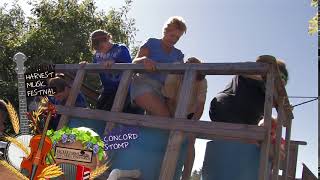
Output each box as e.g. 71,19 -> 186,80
4,0 -> 318,177
102,0 -> 318,177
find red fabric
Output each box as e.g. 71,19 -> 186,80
76,165 -> 91,180
270,120 -> 285,145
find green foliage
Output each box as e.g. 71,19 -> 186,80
311,0 -> 318,7
0,0 -> 137,129
0,81 -> 16,134
309,0 -> 318,35
308,13 -> 318,35
0,2 -> 27,133
21,0 -> 136,66
47,126 -> 105,161
0,2 -> 26,83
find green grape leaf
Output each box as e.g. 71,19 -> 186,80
91,138 -> 98,144
82,134 -> 91,142
47,129 -> 54,136
98,151 -> 104,161
97,141 -> 104,147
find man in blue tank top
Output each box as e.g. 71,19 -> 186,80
90,30 -> 132,111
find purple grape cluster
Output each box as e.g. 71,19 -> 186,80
93,144 -> 99,154
61,134 -> 68,143
69,134 -> 76,143
86,142 -> 93,149
52,141 -> 57,148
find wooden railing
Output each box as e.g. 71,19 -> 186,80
63,72 -> 99,102
279,141 -> 307,180
55,55 -> 294,180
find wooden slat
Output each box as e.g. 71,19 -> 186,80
159,70 -> 196,180
287,145 -> 298,179
55,105 -> 267,141
277,175 -> 284,180
181,136 -> 196,180
110,70 -> 133,112
279,140 -> 306,170
0,164 -> 21,180
282,118 -> 293,180
273,62 -> 294,126
259,66 -> 275,180
290,140 -> 307,146
63,72 -> 99,101
277,174 -> 303,180
272,97 -> 285,180
57,69 -> 85,129
55,62 -> 269,75
104,70 -> 133,134
280,140 -> 306,179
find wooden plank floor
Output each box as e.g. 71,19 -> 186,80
0,164 -> 21,180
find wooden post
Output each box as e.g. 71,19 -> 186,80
63,72 -> 99,101
181,135 -> 196,180
258,66 -> 275,180
272,97 -> 285,180
282,118 -> 292,180
278,141 -> 307,180
287,144 -> 298,180
277,142 -> 307,180
104,70 -> 133,134
57,69 -> 85,129
272,60 -> 294,127
159,70 -> 196,180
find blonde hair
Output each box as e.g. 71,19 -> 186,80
163,16 -> 187,35
89,29 -> 112,51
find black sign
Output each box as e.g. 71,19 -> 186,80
24,64 -> 56,97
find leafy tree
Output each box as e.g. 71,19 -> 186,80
19,0 -> 136,66
0,2 -> 26,108
0,0 -> 137,130
308,0 -> 318,35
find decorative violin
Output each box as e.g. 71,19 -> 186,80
20,103 -> 56,180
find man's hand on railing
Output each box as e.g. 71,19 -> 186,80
142,57 -> 157,72
103,60 -> 115,69
79,61 -> 87,68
